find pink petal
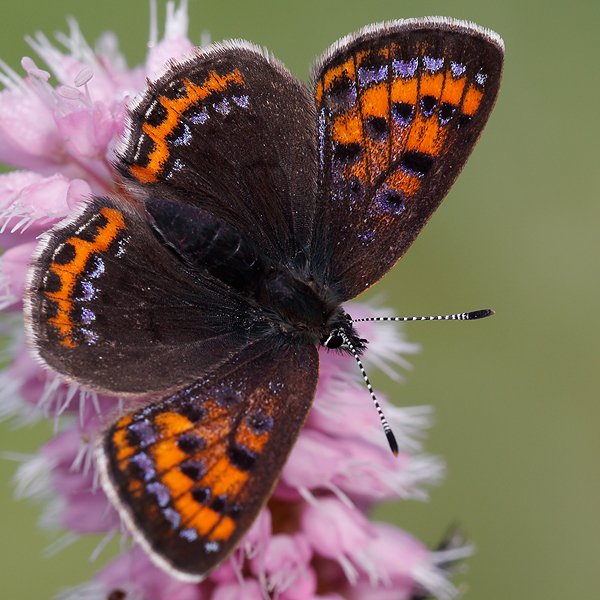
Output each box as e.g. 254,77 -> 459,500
93,101 -> 121,149
54,101 -> 123,161
207,560 -> 239,584
366,522 -> 429,577
57,109 -> 103,158
40,425 -> 83,465
66,177 -> 93,208
280,566 -> 317,600
210,507 -> 274,582
36,427 -> 118,533
250,532 -> 314,598
278,430 -> 348,497
60,489 -> 117,534
0,173 -> 91,247
301,498 -> 375,561
146,39 -> 194,78
0,89 -> 64,171
211,579 -> 264,600
5,346 -> 43,407
0,170 -> 44,209
280,428 -> 411,502
0,240 -> 37,309
0,171 -> 45,246
347,523 -> 430,600
347,582 -> 414,600
308,378 -> 390,444
257,533 -> 312,574
17,172 -> 76,217
53,56 -> 120,105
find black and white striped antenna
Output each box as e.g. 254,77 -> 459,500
353,308 -> 494,324
337,329 -> 399,456
344,308 -> 494,456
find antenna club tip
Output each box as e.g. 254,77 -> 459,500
468,308 -> 495,320
386,431 -> 399,456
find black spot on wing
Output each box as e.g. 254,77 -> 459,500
227,444 -> 257,471
177,433 -> 206,454
420,95 -> 437,117
43,271 -> 62,293
52,243 -> 76,265
178,403 -> 208,423
366,116 -> 388,141
180,459 -> 206,482
401,151 -> 434,177
334,143 -> 362,162
126,420 -> 158,449
191,486 -> 210,505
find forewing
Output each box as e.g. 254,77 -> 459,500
24,197 -> 262,395
97,339 -> 319,581
311,18 -> 504,299
117,42 -> 317,266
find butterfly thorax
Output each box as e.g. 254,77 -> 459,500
147,197 -> 364,352
258,268 -> 365,352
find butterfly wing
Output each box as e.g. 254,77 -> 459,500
117,43 -> 317,267
24,196 -> 266,395
311,18 -> 504,300
96,338 -> 319,581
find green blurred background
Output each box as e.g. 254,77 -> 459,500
0,0 -> 598,598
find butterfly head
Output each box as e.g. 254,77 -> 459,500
319,308 -> 367,353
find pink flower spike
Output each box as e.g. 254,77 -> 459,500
0,170 -> 44,210
37,425 -> 116,535
239,505 -> 272,560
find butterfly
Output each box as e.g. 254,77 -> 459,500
24,17 -> 503,581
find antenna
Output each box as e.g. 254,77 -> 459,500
337,329 -> 399,456
353,308 -> 494,324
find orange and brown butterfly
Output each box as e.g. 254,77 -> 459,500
24,17 -> 503,581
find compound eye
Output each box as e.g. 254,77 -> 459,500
321,331 -> 344,349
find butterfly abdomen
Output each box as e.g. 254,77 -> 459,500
146,197 -> 269,296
